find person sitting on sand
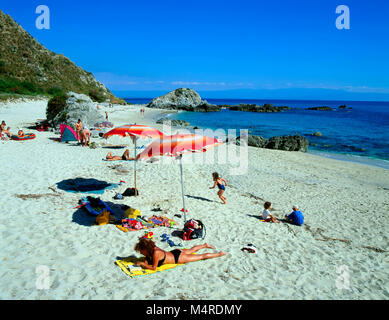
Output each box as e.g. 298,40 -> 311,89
106,149 -> 135,161
1,121 -> 11,137
262,201 -> 280,223
75,119 -> 83,143
285,205 -> 304,226
134,238 -> 226,271
209,172 -> 228,204
17,129 -> 25,137
0,126 -> 8,140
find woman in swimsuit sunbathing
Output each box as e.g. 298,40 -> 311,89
105,149 -> 135,161
209,172 -> 228,204
134,238 -> 226,271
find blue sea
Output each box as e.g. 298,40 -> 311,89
124,98 -> 389,170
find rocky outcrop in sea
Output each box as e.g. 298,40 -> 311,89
147,88 -> 220,112
156,118 -> 191,127
307,106 -> 333,111
228,104 -> 291,113
231,134 -> 309,152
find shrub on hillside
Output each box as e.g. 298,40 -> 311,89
0,61 -> 6,74
89,89 -> 106,103
47,86 -> 64,96
0,76 -> 43,95
46,94 -> 68,122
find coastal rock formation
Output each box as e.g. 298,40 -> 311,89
228,104 -> 291,113
265,135 -> 309,152
236,134 -> 268,148
156,118 -> 191,127
307,106 -> 333,111
47,92 -> 104,128
233,134 -> 308,152
147,88 -> 220,112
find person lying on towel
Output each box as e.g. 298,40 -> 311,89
105,149 -> 135,161
134,238 -> 226,271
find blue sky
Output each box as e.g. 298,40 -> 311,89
1,0 -> 389,100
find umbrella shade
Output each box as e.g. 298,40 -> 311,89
102,124 -> 165,139
136,134 -> 223,221
102,124 -> 165,194
136,133 -> 223,160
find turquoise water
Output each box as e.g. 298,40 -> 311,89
125,98 -> 389,170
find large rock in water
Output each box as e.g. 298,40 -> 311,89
50,92 -> 104,128
265,135 -> 309,152
236,134 -> 268,148
147,88 -> 220,112
232,134 -> 308,152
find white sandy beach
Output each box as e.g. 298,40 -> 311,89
0,98 -> 388,300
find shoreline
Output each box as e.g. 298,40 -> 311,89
161,109 -> 389,171
1,99 -> 388,300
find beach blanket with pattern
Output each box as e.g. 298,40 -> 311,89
147,215 -> 177,227
116,216 -> 178,233
116,218 -> 154,232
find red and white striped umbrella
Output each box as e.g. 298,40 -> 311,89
136,133 -> 223,221
136,133 -> 223,160
103,124 -> 165,194
102,124 -> 165,140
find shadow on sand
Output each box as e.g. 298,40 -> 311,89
72,200 -> 126,226
56,178 -> 117,194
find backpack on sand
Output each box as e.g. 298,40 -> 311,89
182,219 -> 206,240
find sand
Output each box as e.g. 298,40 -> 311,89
0,98 -> 388,300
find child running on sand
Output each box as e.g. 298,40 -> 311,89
210,172 -> 227,204
262,202 -> 280,223
134,238 -> 226,271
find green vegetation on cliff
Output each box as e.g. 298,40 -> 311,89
0,9 -> 125,104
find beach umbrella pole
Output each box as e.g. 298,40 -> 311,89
134,138 -> 137,195
179,155 -> 187,222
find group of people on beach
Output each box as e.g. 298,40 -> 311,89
209,171 -> 304,225
75,119 -> 91,147
0,120 -> 11,139
1,120 -> 26,140
132,170 -> 304,271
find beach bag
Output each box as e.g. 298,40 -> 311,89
122,188 -> 139,197
95,210 -> 111,226
182,219 -> 205,240
125,207 -> 141,219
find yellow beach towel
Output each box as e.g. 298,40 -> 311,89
115,257 -> 184,277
